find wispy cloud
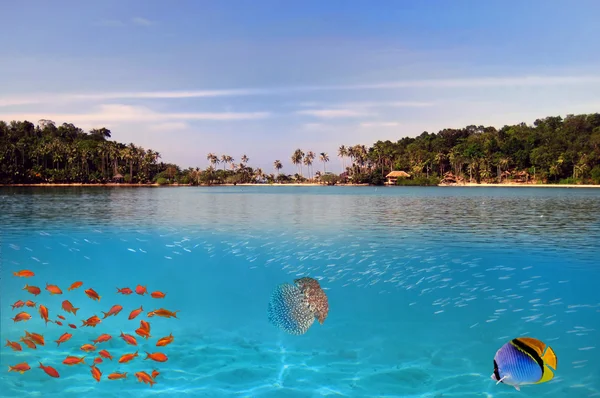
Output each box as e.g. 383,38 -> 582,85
2,74 -> 600,108
132,17 -> 153,26
360,122 -> 400,127
0,104 -> 270,127
94,19 -> 126,27
94,17 -> 153,28
296,109 -> 375,118
299,101 -> 434,109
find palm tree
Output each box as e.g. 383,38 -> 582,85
338,145 -> 347,172
241,154 -> 249,165
221,154 -> 228,170
207,153 -> 219,169
273,160 -> 283,179
291,149 -> 304,176
320,152 -> 329,173
303,154 -> 313,180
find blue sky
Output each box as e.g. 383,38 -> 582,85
1,1 -> 600,173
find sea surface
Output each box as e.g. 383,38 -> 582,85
1,186 -> 599,398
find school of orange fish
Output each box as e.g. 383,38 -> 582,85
6,269 -> 179,387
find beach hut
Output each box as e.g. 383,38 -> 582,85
112,173 -> 124,183
385,170 -> 411,185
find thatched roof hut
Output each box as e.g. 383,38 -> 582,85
385,170 -> 411,184
112,173 -> 124,182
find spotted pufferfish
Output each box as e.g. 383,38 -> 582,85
267,276 -> 329,335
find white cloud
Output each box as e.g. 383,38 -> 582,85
0,104 -> 271,127
147,122 -> 189,132
132,17 -> 152,26
296,109 -> 374,118
2,74 -> 599,107
360,122 -> 400,127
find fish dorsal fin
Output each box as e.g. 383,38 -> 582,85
510,339 -> 544,369
515,337 -> 546,358
515,337 -> 557,370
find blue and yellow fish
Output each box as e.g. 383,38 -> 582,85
491,337 -> 557,391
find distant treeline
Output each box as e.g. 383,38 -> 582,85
1,113 -> 599,185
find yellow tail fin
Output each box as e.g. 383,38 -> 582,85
542,345 -> 557,370
537,364 -> 555,384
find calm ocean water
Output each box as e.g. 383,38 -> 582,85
1,186 -> 599,398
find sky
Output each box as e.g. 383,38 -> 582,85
1,0 -> 600,173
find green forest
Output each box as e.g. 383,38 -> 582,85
1,113 -> 599,186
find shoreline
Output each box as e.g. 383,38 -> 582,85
1,182 -> 600,188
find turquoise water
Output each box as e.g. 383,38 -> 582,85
1,186 -> 599,397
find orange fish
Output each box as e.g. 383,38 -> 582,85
135,285 -> 147,295
55,321 -> 63,326
92,334 -> 112,344
11,312 -> 31,323
128,306 -> 144,320
11,300 -> 25,310
68,281 -> 83,291
116,287 -> 133,295
90,364 -> 102,382
118,351 -> 138,363
156,333 -> 174,347
45,283 -> 63,295
23,284 -> 41,296
82,315 -> 101,327
80,344 -> 96,352
55,332 -> 72,347
134,371 -> 156,386
13,270 -> 35,278
135,328 -> 151,340
119,331 -> 137,346
24,331 -> 45,346
39,305 -> 52,325
39,362 -> 60,378
8,362 -> 31,374
19,338 -> 37,349
62,356 -> 86,366
150,291 -> 166,299
147,308 -> 179,318
68,324 -> 77,329
145,352 -> 168,362
5,340 -> 22,351
101,305 -> 123,319
93,357 -> 103,364
25,300 -> 37,308
57,315 -> 66,320
98,349 -> 113,360
140,320 -> 150,332
62,300 -> 79,315
84,288 -> 101,301
151,369 -> 160,379
108,372 -> 127,380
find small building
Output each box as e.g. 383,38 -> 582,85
112,173 -> 124,183
385,170 -> 411,185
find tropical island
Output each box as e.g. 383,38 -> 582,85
1,113 -> 599,187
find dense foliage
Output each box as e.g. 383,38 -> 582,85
1,113 -> 599,185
